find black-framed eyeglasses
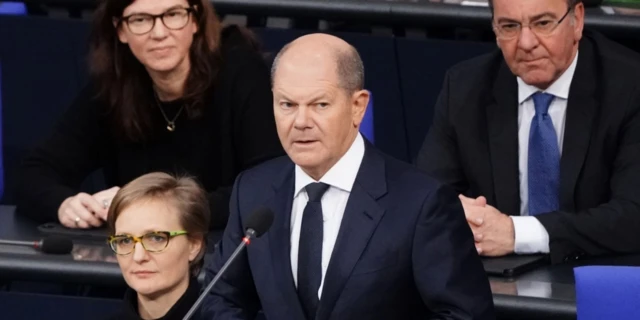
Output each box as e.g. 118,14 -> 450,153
493,6 -> 573,40
107,231 -> 188,255
120,7 -> 194,35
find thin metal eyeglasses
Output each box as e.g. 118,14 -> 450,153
107,231 -> 188,255
120,7 -> 194,35
493,6 -> 573,40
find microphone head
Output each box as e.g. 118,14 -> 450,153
40,236 -> 73,254
245,207 -> 274,238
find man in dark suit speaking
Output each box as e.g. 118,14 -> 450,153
418,0 -> 640,263
201,34 -> 494,319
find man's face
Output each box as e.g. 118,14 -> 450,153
493,0 -> 584,89
272,51 -> 367,179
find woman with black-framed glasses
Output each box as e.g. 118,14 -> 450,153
119,6 -> 196,36
16,0 -> 284,231
105,172 -> 209,320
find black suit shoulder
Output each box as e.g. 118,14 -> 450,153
235,155 -> 293,190
446,49 -> 503,81
371,148 -> 455,206
579,30 -> 640,125
590,31 -> 640,73
586,31 -> 640,110
432,49 -> 506,121
381,150 -> 438,186
444,49 -> 504,96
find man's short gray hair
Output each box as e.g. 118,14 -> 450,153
270,42 -> 365,94
488,0 -> 581,14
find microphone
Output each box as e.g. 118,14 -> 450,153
183,207 -> 275,320
0,236 -> 73,254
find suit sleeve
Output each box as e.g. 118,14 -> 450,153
535,87 -> 640,263
15,85 -> 104,222
201,172 -> 261,320
415,71 -> 469,194
412,184 -> 495,320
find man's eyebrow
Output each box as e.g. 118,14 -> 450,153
495,12 -> 557,24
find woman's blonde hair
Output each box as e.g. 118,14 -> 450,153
107,172 -> 210,276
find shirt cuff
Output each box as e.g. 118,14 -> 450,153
511,216 -> 550,254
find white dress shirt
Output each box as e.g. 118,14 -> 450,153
290,133 -> 365,299
512,52 -> 578,254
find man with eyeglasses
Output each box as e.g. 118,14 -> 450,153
417,0 -> 640,264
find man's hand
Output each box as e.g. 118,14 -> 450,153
459,195 -> 515,257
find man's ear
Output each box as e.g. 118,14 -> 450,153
351,89 -> 370,128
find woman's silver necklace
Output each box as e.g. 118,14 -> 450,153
154,92 -> 185,132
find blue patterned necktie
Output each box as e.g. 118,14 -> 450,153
297,182 -> 330,320
528,92 -> 560,215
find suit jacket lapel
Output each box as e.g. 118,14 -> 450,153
266,163 -> 306,319
316,142 -> 387,320
487,62 -> 521,216
559,40 -> 598,211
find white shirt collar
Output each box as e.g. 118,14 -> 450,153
294,133 -> 365,197
517,51 -> 579,104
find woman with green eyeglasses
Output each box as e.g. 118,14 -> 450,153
106,172 -> 210,320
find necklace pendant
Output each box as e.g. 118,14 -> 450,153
167,123 -> 175,132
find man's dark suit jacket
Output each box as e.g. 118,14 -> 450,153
201,142 -> 494,319
417,30 -> 640,264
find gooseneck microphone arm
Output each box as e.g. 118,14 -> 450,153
182,206 -> 274,320
182,228 -> 257,320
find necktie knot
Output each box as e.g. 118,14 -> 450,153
532,92 -> 555,115
305,182 -> 330,202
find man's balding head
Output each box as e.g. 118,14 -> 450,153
271,34 -> 370,181
271,34 -> 364,94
